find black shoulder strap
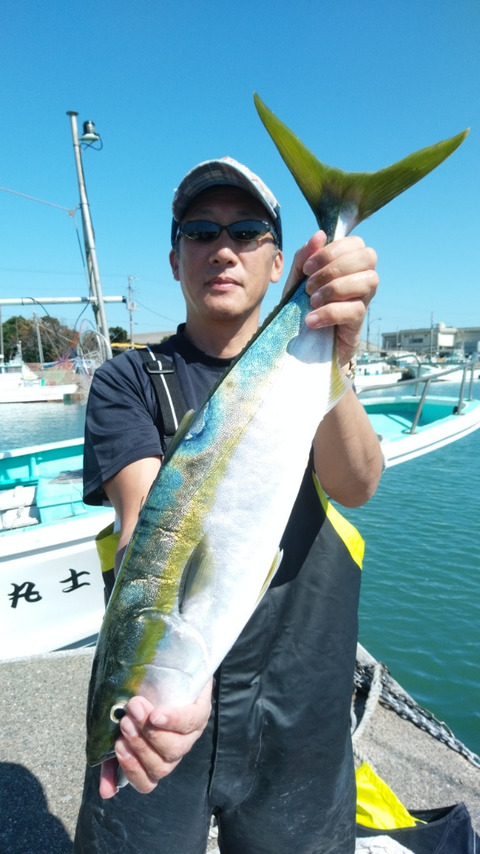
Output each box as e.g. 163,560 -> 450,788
138,348 -> 188,452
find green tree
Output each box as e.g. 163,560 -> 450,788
2,316 -> 31,361
1,315 -> 76,363
109,326 -> 128,344
33,316 -> 77,363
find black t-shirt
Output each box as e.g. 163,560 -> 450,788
83,325 -> 231,505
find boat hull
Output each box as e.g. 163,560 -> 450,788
363,394 -> 480,466
0,383 -> 78,403
0,439 -> 113,659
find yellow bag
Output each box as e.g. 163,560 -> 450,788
356,763 -> 419,830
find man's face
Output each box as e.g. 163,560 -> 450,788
169,186 -> 283,326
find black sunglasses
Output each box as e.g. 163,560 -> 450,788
176,219 -> 278,245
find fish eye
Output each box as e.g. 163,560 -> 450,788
110,702 -> 127,723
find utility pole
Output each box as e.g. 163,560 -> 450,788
66,111 -> 112,359
127,276 -> 138,349
33,312 -> 44,364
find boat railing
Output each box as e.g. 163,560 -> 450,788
357,360 -> 478,435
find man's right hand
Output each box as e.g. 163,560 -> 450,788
99,679 -> 213,798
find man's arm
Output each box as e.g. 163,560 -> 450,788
104,456 -> 161,573
313,389 -> 383,506
283,231 -> 383,506
98,457 -> 212,798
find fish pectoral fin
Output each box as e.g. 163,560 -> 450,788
164,410 -> 197,460
179,534 -> 215,613
256,548 -> 283,605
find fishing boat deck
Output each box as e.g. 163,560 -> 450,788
0,649 -> 478,852
358,367 -> 480,467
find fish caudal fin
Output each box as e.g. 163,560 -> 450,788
254,93 -> 469,242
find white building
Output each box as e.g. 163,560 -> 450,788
382,324 -> 480,358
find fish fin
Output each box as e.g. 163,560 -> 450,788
179,534 -> 215,613
328,335 -> 350,410
116,766 -> 129,789
164,409 -> 197,460
254,93 -> 469,242
256,548 -> 283,605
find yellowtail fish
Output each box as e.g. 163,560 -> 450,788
85,96 -> 468,767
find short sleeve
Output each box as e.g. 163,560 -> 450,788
83,351 -> 162,505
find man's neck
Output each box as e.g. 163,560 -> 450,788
184,316 -> 259,359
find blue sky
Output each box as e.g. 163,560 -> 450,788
1,0 -> 478,349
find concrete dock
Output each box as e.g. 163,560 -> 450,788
0,649 -> 478,853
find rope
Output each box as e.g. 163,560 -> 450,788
353,660 -> 480,770
353,662 -> 383,744
352,661 -> 384,770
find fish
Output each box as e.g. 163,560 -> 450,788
85,96 -> 468,768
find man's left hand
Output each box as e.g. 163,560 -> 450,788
283,231 -> 379,369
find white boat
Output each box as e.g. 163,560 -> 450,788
435,367 -> 480,384
354,357 -> 403,390
394,353 -> 479,385
359,363 -> 480,466
355,369 -> 403,390
0,363 -> 78,404
0,438 -> 114,659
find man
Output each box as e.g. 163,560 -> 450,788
75,157 -> 383,853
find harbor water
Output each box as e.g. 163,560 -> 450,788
1,389 -> 479,756
348,421 -> 480,757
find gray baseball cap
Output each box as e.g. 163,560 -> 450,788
171,156 -> 282,248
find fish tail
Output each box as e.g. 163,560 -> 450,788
254,93 -> 468,242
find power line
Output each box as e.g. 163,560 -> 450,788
0,185 -> 77,215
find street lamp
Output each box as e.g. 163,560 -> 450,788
66,111 -> 112,359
